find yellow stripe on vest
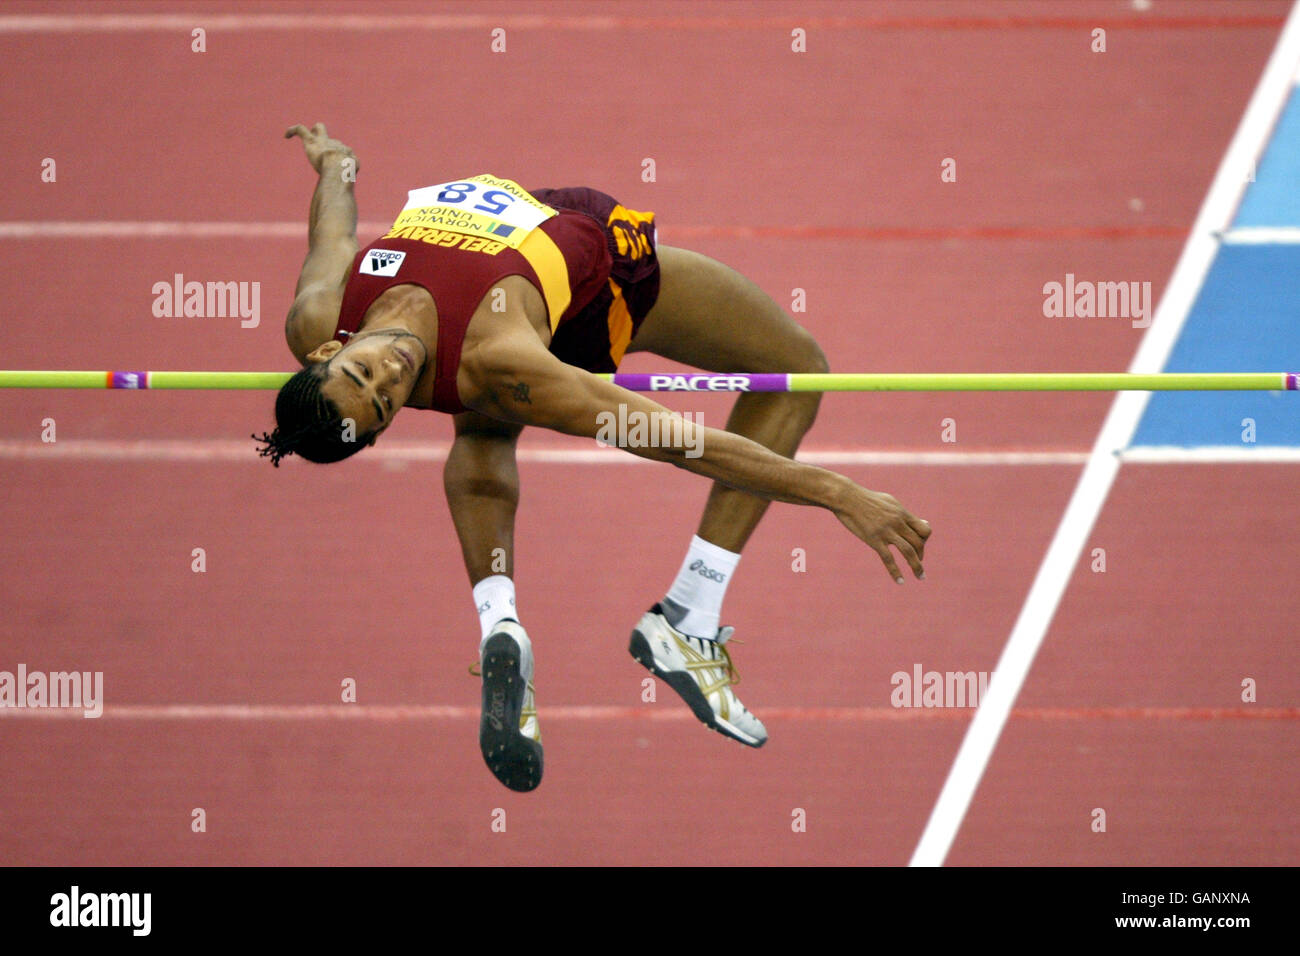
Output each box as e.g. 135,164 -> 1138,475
516,228 -> 572,332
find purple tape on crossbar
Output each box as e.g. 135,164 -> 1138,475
110,371 -> 147,389
1287,373 -> 1299,391
610,373 -> 788,392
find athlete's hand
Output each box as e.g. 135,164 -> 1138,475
285,122 -> 358,175
832,484 -> 931,584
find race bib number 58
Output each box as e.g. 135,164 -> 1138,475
388,175 -> 556,250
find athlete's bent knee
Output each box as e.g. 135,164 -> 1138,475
791,331 -> 830,375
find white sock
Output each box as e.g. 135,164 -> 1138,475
663,535 -> 741,638
473,575 -> 517,641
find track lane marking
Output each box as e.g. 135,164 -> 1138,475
908,0 -> 1300,868
1,704 -> 1294,722
0,13 -> 1284,34
2,440 -> 1297,465
1217,225 -> 1300,243
0,439 -> 1092,465
0,221 -> 1189,242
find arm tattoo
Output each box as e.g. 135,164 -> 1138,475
507,382 -> 531,404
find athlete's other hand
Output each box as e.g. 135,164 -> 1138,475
285,122 -> 358,175
832,484 -> 931,584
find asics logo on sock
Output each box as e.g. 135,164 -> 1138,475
689,559 -> 727,583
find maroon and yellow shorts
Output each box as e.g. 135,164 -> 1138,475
529,186 -> 660,374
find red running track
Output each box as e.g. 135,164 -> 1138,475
0,0 -> 1295,866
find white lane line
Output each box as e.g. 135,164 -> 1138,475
908,1 -> 1300,868
0,220 -> 1183,243
1121,445 -> 1300,463
0,439 -> 1089,466
0,440 -> 1295,466
0,12 -> 1286,34
0,14 -> 578,32
0,221 -> 400,238
0,221 -> 794,243
1217,226 -> 1300,243
1,704 -> 1293,722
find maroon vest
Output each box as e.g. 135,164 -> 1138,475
333,203 -> 610,413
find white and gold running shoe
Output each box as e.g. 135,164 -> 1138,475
629,604 -> 768,747
474,620 -> 543,792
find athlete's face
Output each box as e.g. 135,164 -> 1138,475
314,330 -> 427,438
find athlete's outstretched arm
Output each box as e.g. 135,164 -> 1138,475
444,411 -> 525,585
283,122 -> 360,362
459,313 -> 931,584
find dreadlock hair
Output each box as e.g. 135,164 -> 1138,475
252,362 -> 375,467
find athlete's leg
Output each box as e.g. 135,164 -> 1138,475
444,411 -> 524,595
623,247 -> 826,747
627,245 -> 829,553
445,411 -> 542,791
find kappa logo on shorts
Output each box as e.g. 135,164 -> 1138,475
359,249 -> 406,277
